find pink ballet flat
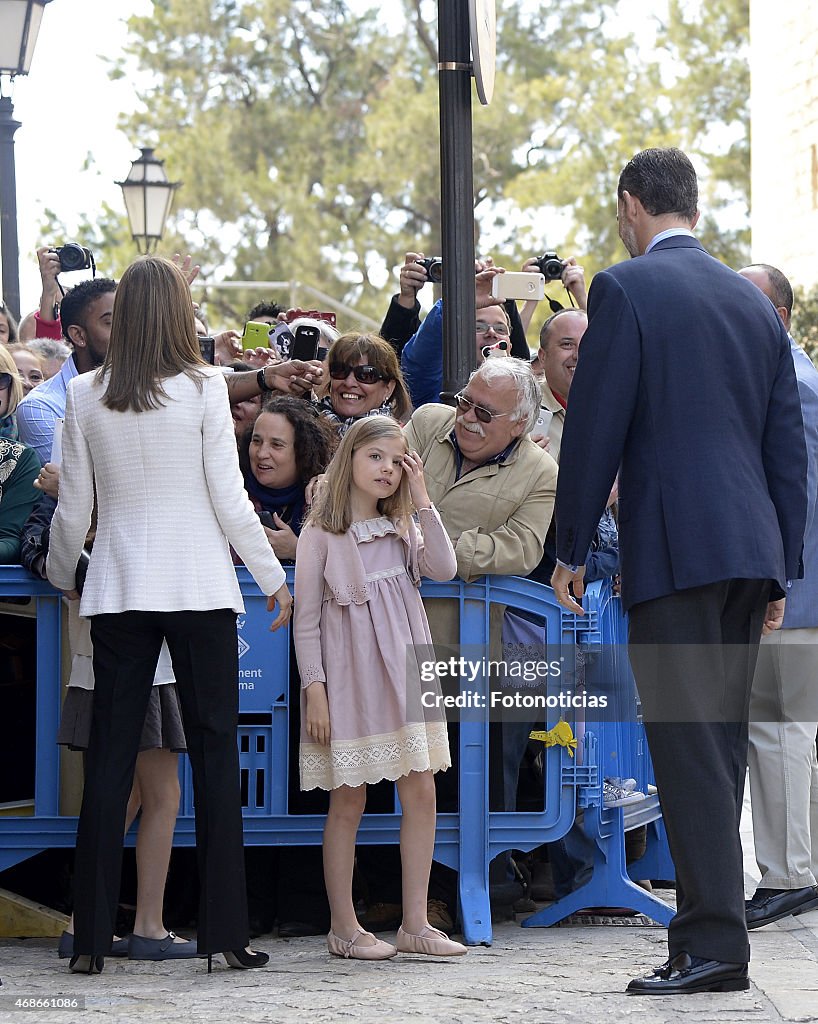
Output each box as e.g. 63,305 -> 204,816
327,929 -> 397,960
396,924 -> 468,957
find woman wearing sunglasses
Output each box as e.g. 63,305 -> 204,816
0,346 -> 41,562
317,332 -> 413,436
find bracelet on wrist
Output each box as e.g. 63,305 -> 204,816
257,367 -> 274,393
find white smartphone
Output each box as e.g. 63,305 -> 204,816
531,408 -> 553,437
491,271 -> 546,302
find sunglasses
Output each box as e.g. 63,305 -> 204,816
329,363 -> 387,385
0,372 -> 13,391
454,390 -> 513,425
475,320 -> 510,337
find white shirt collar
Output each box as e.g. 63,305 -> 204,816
645,227 -> 696,254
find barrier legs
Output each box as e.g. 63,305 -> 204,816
521,806 -> 675,927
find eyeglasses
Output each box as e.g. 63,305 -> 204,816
0,372 -> 13,391
475,320 -> 510,337
329,363 -> 387,385
454,390 -> 514,425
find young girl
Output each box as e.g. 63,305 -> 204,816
293,416 -> 468,960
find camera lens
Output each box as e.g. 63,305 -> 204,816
57,243 -> 91,272
429,259 -> 443,284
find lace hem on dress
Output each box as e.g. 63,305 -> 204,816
300,721 -> 451,791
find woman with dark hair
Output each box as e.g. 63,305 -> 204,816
46,255 -> 292,975
317,332 -> 412,435
239,396 -> 336,561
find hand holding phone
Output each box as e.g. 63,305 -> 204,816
290,324 -> 320,362
491,271 -> 546,302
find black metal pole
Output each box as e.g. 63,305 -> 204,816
0,96 -> 21,322
438,0 -> 475,402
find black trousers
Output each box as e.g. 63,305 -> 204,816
628,579 -> 770,964
73,609 -> 249,955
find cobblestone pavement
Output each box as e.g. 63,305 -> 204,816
1,799 -> 817,1023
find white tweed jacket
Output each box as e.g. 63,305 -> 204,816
46,367 -> 286,617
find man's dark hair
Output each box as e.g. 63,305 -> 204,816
746,264 -> 794,320
246,300 -> 282,322
539,308 -> 587,348
618,148 -> 698,221
60,278 -> 116,343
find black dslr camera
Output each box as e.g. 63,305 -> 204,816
415,257 -> 444,284
534,251 -> 564,281
52,243 -> 95,273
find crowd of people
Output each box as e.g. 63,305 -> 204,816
0,146 -> 815,995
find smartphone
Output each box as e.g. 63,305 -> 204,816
258,510 -> 276,530
531,407 -> 554,437
198,336 -> 215,364
242,320 -> 273,350
290,324 -> 320,362
491,271 -> 546,302
270,322 -> 295,357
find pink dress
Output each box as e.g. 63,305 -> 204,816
294,507 -> 456,791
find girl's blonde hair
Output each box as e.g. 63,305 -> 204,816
0,345 -> 24,414
99,256 -> 205,413
307,416 -> 413,535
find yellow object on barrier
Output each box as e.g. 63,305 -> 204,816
529,720 -> 577,758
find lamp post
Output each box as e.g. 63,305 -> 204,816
0,0 -> 52,321
116,147 -> 180,255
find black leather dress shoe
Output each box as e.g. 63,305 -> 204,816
745,885 -> 818,930
627,952 -> 749,995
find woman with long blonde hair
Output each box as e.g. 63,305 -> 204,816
294,416 -> 467,960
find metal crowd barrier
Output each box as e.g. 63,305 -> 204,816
0,565 -> 674,944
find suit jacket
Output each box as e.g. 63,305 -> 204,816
47,367 -> 286,616
555,235 -> 807,610
782,338 -> 818,629
540,380 -> 566,461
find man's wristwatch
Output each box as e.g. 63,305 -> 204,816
257,367 -> 274,393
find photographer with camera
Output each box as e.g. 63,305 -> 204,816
399,259 -> 537,410
18,277 -> 117,464
519,255 -> 588,332
378,252 -> 427,357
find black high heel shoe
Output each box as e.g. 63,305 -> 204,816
69,954 -> 104,975
206,948 -> 270,973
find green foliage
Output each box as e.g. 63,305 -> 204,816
87,0 -> 751,328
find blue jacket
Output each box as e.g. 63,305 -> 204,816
400,299 -> 532,408
781,338 -> 818,628
555,236 -> 807,610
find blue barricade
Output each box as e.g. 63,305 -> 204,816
521,580 -> 675,927
0,565 -> 674,943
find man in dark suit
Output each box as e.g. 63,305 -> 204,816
550,148 -> 808,995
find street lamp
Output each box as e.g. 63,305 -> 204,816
116,147 -> 180,255
0,0 -> 52,321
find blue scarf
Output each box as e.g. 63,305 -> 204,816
243,473 -> 306,535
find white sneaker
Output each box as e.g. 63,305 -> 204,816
603,780 -> 645,807
607,776 -> 638,792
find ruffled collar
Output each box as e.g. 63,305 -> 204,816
350,516 -> 399,543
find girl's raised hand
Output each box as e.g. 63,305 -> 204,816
401,450 -> 432,511
305,682 -> 331,746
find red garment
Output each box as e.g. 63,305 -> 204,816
34,312 -> 63,340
